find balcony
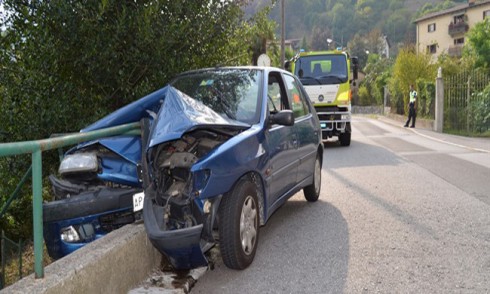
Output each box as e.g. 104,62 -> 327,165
448,21 -> 469,36
448,45 -> 463,58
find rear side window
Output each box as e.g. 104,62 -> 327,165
283,74 -> 309,118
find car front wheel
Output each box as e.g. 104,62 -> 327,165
303,154 -> 321,202
218,177 -> 259,270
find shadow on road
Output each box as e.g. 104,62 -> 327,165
192,199 -> 349,293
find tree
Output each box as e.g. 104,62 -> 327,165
248,5 -> 278,65
389,46 -> 436,114
366,28 -> 384,56
0,0 -> 268,239
465,18 -> 490,71
347,34 -> 369,69
310,25 -> 332,51
362,54 -> 393,105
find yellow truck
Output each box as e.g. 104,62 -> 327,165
286,50 -> 358,146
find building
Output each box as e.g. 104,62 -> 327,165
266,38 -> 302,53
414,0 -> 490,61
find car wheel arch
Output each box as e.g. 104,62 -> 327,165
221,171 -> 266,226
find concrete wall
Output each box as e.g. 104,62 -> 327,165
2,222 -> 161,294
352,105 -> 383,115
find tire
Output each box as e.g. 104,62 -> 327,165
218,177 -> 259,270
303,154 -> 321,202
339,122 -> 351,146
339,132 -> 351,146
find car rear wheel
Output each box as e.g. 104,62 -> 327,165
218,177 -> 259,270
303,154 -> 321,202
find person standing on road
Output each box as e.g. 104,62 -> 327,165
404,84 -> 417,128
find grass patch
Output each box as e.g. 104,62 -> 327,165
2,241 -> 53,288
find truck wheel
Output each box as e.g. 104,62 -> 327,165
304,154 -> 321,202
218,177 -> 259,270
339,122 -> 351,146
339,132 -> 351,146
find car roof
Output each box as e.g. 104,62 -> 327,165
174,66 -> 291,78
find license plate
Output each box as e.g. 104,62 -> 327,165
320,123 -> 326,128
133,192 -> 145,212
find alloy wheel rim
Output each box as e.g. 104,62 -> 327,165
240,195 -> 257,255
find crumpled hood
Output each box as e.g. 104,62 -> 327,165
148,87 -> 250,148
82,86 -> 168,132
77,85 -> 249,158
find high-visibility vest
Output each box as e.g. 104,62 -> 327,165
409,90 -> 417,103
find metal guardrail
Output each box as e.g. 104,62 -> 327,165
0,122 -> 140,279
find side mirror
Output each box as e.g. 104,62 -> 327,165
351,57 -> 359,80
270,110 -> 294,126
284,61 -> 291,72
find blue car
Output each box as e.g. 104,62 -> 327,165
141,67 -> 323,270
43,67 -> 323,268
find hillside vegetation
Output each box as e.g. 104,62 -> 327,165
245,0 -> 468,53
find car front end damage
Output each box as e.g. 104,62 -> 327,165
43,140 -> 143,259
42,86 -> 167,259
142,127 -> 244,269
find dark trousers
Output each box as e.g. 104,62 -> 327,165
405,103 -> 416,127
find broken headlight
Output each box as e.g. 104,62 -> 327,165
59,153 -> 98,175
60,224 -> 95,243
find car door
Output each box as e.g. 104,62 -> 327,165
265,71 -> 298,208
282,73 -> 319,184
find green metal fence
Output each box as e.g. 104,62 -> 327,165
444,70 -> 490,135
0,122 -> 140,281
1,230 -> 23,289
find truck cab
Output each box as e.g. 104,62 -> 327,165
286,50 -> 358,146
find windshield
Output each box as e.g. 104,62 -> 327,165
170,69 -> 262,125
294,54 -> 348,85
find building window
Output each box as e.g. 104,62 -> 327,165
454,14 -> 465,23
427,44 -> 437,54
428,23 -> 436,32
454,38 -> 464,45
484,10 -> 490,19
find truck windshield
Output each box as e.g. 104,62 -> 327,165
294,54 -> 348,85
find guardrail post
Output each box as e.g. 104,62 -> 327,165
32,149 -> 44,278
1,230 -> 5,288
435,67 -> 444,133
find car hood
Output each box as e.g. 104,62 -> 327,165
78,85 -> 249,158
82,86 -> 167,132
147,87 -> 250,148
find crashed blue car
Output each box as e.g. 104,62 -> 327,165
44,67 -> 323,269
141,67 -> 323,270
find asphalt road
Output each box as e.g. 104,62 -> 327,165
191,116 -> 490,294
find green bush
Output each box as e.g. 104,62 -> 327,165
468,85 -> 490,134
358,85 -> 372,106
416,79 -> 435,118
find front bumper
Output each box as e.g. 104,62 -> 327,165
143,196 -> 209,269
43,180 -> 141,259
315,110 -> 351,138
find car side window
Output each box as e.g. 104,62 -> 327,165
267,73 -> 288,114
283,74 -> 309,118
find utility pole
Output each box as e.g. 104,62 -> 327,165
281,0 -> 285,69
